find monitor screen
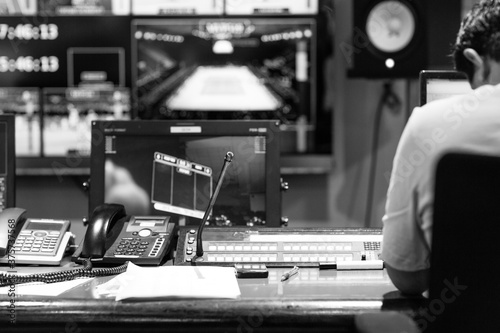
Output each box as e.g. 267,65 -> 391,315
0,16 -> 131,88
0,114 -> 15,211
131,18 -> 316,124
419,70 -> 472,106
89,120 -> 282,227
42,87 -> 131,157
0,87 -> 41,157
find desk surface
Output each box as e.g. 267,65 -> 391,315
0,261 -> 425,333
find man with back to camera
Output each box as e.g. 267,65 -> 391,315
382,0 -> 500,295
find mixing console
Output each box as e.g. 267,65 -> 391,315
175,227 -> 383,268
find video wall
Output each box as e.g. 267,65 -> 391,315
0,0 -> 333,160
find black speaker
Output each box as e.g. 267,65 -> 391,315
348,0 -> 427,78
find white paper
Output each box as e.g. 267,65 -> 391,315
0,277 -> 93,297
113,263 -> 240,301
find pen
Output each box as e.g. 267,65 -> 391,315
281,266 -> 299,282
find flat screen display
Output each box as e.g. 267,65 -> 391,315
0,87 -> 41,156
419,70 -> 472,106
42,87 -> 130,157
89,120 -> 282,227
132,18 -> 316,124
0,16 -> 131,88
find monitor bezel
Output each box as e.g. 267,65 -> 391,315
419,70 -> 469,106
89,119 -> 282,226
0,114 -> 16,209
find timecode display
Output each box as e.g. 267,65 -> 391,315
0,24 -> 58,40
0,56 -> 59,72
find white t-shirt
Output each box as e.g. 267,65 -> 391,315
382,83 -> 500,272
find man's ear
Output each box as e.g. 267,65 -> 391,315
463,48 -> 485,87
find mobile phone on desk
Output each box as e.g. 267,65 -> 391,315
0,208 -> 72,266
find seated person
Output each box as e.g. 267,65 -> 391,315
382,0 -> 500,295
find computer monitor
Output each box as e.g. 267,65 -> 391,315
0,88 -> 41,157
89,120 -> 282,227
131,18 -> 316,124
42,87 -> 131,157
0,115 -> 15,211
419,70 -> 472,106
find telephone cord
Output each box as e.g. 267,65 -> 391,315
0,260 -> 129,287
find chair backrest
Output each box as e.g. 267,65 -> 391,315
427,152 -> 500,332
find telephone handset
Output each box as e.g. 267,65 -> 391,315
0,207 -> 26,256
72,203 -> 176,266
0,207 -> 72,265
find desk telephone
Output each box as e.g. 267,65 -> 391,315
0,208 -> 73,265
0,204 -> 175,287
72,203 -> 176,266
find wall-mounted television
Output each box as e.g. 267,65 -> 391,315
131,18 -> 316,126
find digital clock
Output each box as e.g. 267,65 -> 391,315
0,56 -> 59,72
0,23 -> 58,40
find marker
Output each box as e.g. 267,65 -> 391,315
281,266 -> 299,282
319,260 -> 384,270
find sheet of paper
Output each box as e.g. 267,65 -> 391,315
113,263 -> 241,301
0,277 -> 93,297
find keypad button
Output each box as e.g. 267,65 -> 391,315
139,229 -> 152,237
33,231 -> 47,238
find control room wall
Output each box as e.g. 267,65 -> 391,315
14,0 -> 469,230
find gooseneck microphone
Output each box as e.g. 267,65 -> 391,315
195,151 -> 234,259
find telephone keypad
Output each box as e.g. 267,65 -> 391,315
113,236 -> 167,258
12,231 -> 61,255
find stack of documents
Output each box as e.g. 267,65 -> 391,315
97,263 -> 241,301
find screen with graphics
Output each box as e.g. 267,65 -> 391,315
0,87 -> 41,156
42,87 -> 130,157
90,120 -> 281,227
132,18 -> 316,124
152,152 -> 213,219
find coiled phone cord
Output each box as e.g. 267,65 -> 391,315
0,260 -> 129,287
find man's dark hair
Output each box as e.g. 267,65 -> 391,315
453,0 -> 500,81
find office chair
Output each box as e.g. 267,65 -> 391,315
425,152 -> 500,333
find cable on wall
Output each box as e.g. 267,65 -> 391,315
364,81 -> 401,228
